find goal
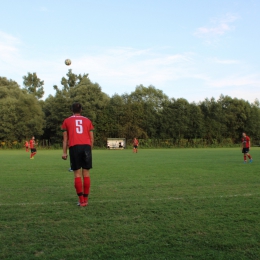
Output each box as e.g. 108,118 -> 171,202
107,138 -> 126,149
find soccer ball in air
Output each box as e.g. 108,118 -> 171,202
65,59 -> 71,66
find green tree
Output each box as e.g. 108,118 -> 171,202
23,72 -> 44,99
104,94 -> 125,138
61,69 -> 88,90
70,76 -> 109,121
123,95 -> 148,139
43,87 -> 72,144
129,85 -> 169,138
187,102 -> 204,139
70,76 -> 110,146
160,98 -> 190,139
247,100 -> 260,144
218,95 -> 251,140
43,72 -> 109,145
0,77 -> 44,142
199,97 -> 223,141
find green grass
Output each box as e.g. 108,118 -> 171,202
0,148 -> 260,260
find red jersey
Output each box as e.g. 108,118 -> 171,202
242,136 -> 250,148
29,139 -> 35,148
61,115 -> 94,147
25,141 -> 28,147
133,139 -> 139,146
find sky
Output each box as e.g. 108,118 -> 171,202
0,0 -> 259,103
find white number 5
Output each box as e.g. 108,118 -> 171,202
76,120 -> 83,134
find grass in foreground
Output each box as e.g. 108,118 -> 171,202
0,148 -> 260,260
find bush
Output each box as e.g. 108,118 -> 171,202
0,139 -> 243,150
52,143 -> 62,149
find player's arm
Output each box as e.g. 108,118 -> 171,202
90,131 -> 94,149
62,131 -> 68,160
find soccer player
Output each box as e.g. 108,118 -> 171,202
241,132 -> 253,163
61,102 -> 94,207
24,140 -> 29,152
29,136 -> 37,159
133,137 -> 139,153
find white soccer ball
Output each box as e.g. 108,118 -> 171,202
65,59 -> 71,66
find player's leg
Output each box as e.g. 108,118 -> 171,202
82,145 -> 92,205
30,149 -> 34,159
70,146 -> 85,206
74,170 -> 85,206
243,153 -> 247,162
242,148 -> 247,163
247,152 -> 253,162
83,169 -> 90,205
32,148 -> 37,157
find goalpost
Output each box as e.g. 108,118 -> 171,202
107,138 -> 126,149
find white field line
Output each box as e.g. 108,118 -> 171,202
0,193 -> 259,206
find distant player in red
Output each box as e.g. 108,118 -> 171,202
24,140 -> 29,152
241,132 -> 253,163
133,138 -> 139,153
29,136 -> 37,159
61,102 -> 94,207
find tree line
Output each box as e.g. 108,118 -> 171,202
0,71 -> 260,148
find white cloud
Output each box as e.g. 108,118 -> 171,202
212,58 -> 240,65
0,31 -> 20,44
208,74 -> 260,89
195,23 -> 230,36
194,13 -> 239,38
0,38 -> 259,103
0,31 -> 20,60
71,48 -> 197,93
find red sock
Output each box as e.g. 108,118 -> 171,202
83,177 -> 91,201
33,152 -> 37,157
247,154 -> 252,159
74,177 -> 84,203
244,155 -> 246,161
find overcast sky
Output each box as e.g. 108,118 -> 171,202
0,0 -> 259,102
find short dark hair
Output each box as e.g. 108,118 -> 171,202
72,102 -> 82,113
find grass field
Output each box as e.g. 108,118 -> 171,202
0,148 -> 260,260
